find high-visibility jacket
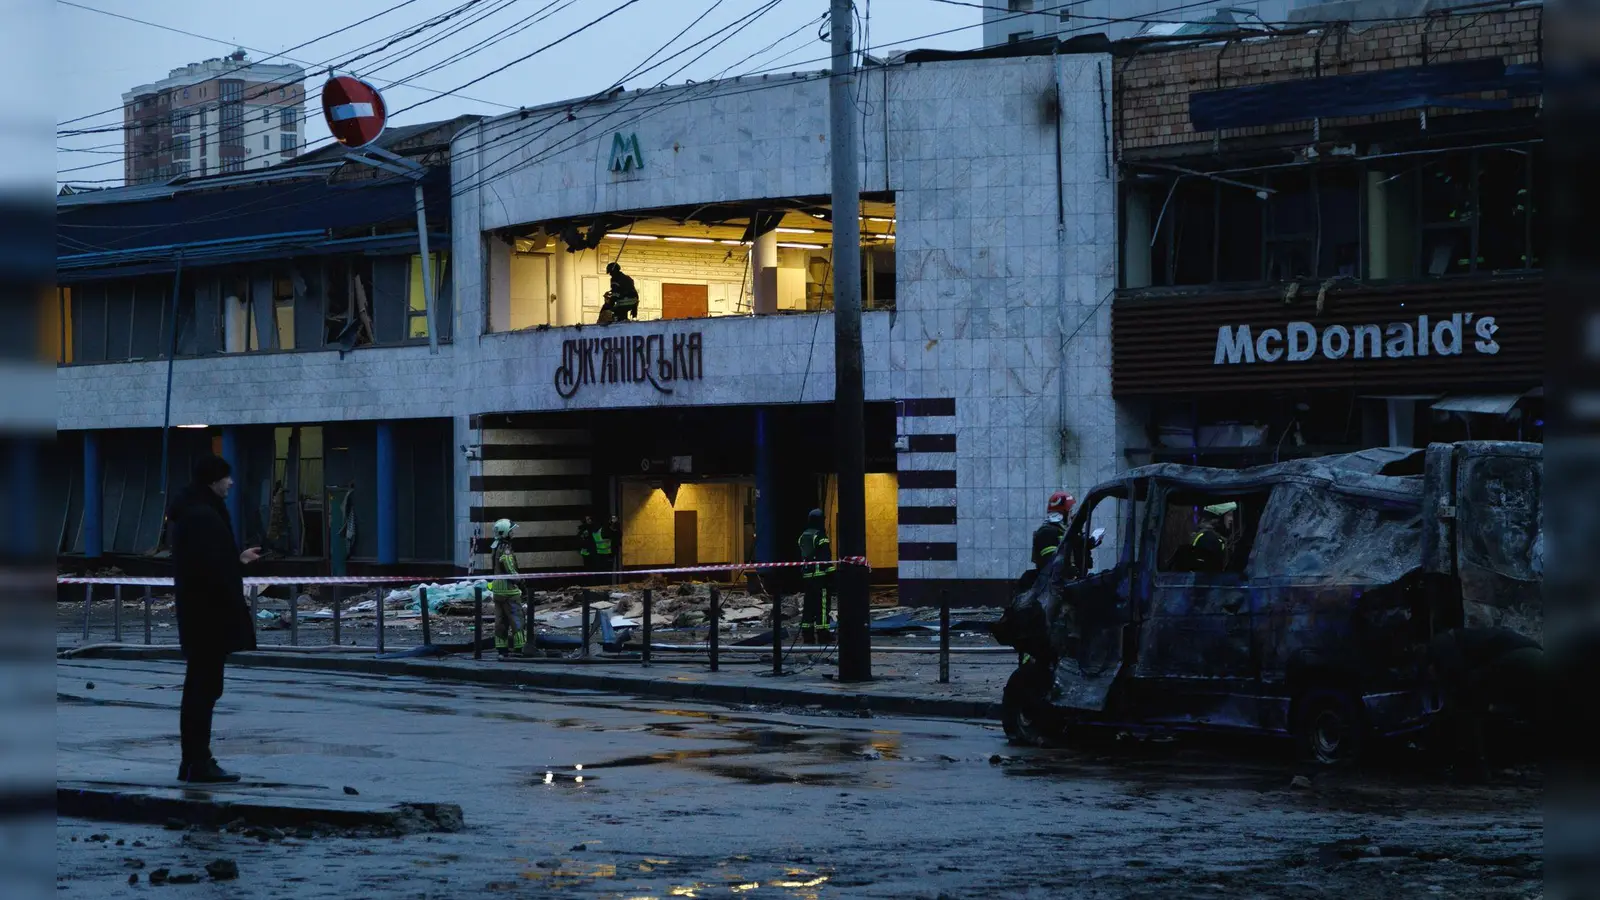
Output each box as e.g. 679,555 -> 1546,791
798,527 -> 833,579
1031,521 -> 1066,569
593,525 -> 615,557
490,544 -> 522,598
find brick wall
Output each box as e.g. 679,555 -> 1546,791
1116,5 -> 1541,155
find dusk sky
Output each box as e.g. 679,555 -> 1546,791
55,0 -> 981,186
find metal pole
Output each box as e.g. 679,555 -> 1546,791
82,584 -> 91,640
143,587 -> 152,645
157,258 -> 183,549
939,590 -> 951,684
526,590 -> 535,657
641,588 -> 653,667
830,0 -> 870,683
581,590 -> 593,659
771,590 -> 783,676
473,585 -> 484,660
414,182 -> 439,354
332,587 -> 343,647
375,583 -> 386,655
709,585 -> 720,673
112,585 -> 123,643
290,586 -> 299,647
420,586 -> 431,647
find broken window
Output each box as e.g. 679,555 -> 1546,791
1371,147 -> 1539,278
408,252 -> 446,339
324,258 -> 375,348
489,195 -> 895,330
1155,489 -> 1269,574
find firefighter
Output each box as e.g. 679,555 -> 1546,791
593,514 -> 618,576
1032,492 -> 1074,573
577,515 -> 599,572
601,262 -> 640,323
798,509 -> 835,644
489,519 -> 527,659
1176,502 -> 1234,572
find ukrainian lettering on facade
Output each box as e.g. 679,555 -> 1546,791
1213,313 -> 1501,366
555,331 -> 703,399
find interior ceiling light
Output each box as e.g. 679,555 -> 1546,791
719,239 -> 750,245
865,216 -> 895,223
776,227 -> 815,234
601,233 -> 657,240
663,236 -> 714,243
777,242 -> 825,249
177,424 -> 209,429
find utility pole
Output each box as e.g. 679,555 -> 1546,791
830,0 -> 870,682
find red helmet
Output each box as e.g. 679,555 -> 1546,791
1047,492 -> 1075,517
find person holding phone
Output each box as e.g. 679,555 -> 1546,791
166,455 -> 260,783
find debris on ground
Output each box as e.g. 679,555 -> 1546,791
148,868 -> 169,885
1291,775 -> 1314,790
205,859 -> 239,881
344,786 -> 360,795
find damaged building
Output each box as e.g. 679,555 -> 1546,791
1110,1 -> 1544,464
449,44 -> 1123,604
51,117 -> 479,579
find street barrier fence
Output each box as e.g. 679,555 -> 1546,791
59,558 -> 1011,679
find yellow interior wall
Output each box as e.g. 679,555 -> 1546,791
620,481 -> 743,567
824,474 -> 900,570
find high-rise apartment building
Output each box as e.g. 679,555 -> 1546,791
122,49 -> 306,186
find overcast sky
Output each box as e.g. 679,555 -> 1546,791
55,0 -> 979,186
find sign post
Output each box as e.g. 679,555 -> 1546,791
321,75 -> 438,354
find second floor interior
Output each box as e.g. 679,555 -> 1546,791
485,194 -> 897,332
1122,131 -> 1542,294
50,250 -> 452,365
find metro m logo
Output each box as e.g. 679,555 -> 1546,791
608,133 -> 644,173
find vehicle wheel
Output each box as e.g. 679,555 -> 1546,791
1002,663 -> 1058,747
1295,688 -> 1365,766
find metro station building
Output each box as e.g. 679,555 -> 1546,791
448,45 -> 1124,603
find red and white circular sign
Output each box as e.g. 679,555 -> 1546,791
321,75 -> 388,149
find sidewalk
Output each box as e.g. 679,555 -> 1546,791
61,644 -> 1010,721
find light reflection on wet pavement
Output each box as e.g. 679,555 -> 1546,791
58,659 -> 1541,898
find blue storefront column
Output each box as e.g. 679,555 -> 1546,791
376,422 -> 398,565
83,432 -> 102,559
754,408 -> 777,564
220,428 -> 242,540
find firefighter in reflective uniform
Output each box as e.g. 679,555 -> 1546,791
592,515 -> 617,575
1177,502 -> 1234,572
798,509 -> 835,644
489,519 -> 528,659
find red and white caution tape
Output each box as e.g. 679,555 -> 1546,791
56,557 -> 869,588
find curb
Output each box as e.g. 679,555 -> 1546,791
63,646 -> 1003,722
57,784 -> 464,834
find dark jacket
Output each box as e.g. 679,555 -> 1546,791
168,483 -> 257,657
1031,521 -> 1066,569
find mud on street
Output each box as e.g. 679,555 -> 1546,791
57,660 -> 1541,899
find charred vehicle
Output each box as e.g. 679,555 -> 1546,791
992,441 -> 1542,764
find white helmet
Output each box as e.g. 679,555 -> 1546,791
491,518 -> 515,545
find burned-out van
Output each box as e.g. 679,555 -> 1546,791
992,441 -> 1542,764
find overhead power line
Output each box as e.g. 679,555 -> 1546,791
56,0 -> 429,128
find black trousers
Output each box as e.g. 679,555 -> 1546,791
180,652 -> 227,765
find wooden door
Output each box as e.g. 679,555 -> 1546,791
674,510 -> 698,567
661,283 -> 709,320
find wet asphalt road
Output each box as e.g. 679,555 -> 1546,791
57,660 -> 1542,899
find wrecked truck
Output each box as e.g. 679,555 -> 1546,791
992,441 -> 1541,764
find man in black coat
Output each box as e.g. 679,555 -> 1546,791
167,455 -> 260,783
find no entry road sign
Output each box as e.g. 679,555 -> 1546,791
321,75 -> 387,149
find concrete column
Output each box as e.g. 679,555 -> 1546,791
376,421 -> 398,565
754,408 -> 777,563
1122,188 -> 1153,289
1387,399 -> 1417,448
82,431 -> 102,559
1366,170 -> 1390,280
554,250 -> 580,327
751,230 -> 779,315
220,428 -> 242,539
